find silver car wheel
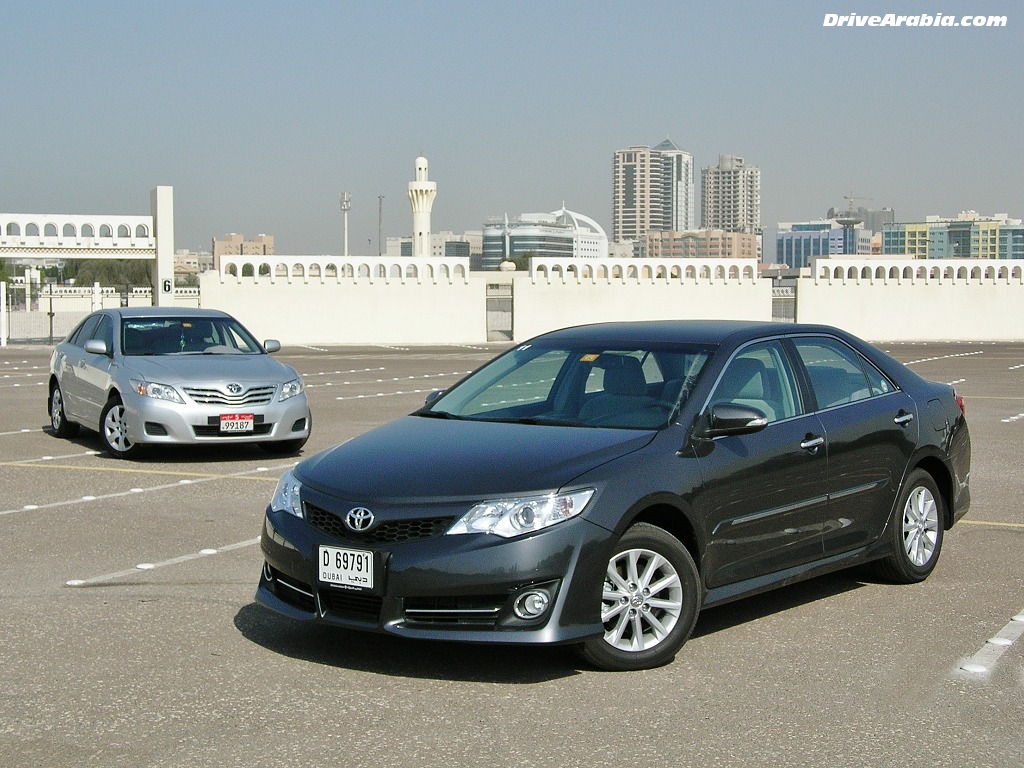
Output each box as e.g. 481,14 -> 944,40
601,547 -> 684,653
902,485 -> 939,567
103,402 -> 133,453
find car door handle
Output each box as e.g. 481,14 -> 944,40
894,412 -> 914,426
800,435 -> 825,452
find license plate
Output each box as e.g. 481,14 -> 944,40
319,546 -> 374,590
220,413 -> 254,433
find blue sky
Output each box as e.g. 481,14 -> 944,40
1,1 -> 1020,255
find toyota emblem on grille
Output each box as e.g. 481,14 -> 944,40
345,507 -> 375,532
226,383 -> 243,394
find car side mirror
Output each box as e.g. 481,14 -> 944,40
83,339 -> 111,356
424,389 -> 446,407
263,339 -> 281,353
695,403 -> 769,439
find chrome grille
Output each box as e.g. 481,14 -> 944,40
183,385 -> 276,406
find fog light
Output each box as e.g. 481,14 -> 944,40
513,589 -> 551,619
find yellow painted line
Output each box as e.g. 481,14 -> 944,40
0,461 -> 280,481
959,519 -> 1024,530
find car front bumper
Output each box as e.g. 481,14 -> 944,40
255,504 -> 610,645
122,391 -> 310,445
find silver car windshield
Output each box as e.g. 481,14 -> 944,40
423,341 -> 713,430
122,317 -> 263,356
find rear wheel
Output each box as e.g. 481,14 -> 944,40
873,469 -> 944,583
49,385 -> 80,438
580,523 -> 700,671
100,397 -> 140,459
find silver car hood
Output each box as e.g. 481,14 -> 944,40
121,354 -> 298,385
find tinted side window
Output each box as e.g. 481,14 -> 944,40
711,341 -> 801,423
69,315 -> 101,347
92,315 -> 114,351
792,338 -> 875,409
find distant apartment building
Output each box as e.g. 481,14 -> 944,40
212,233 -> 274,271
826,205 -> 895,234
612,139 -> 695,256
387,230 -> 483,264
481,208 -> 608,270
647,229 -> 759,259
882,211 -> 1024,259
776,220 -> 873,268
701,154 -> 761,236
174,249 -> 213,276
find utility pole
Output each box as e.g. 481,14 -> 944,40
340,192 -> 351,257
377,195 -> 385,257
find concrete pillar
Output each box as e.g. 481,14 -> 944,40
151,186 -> 175,306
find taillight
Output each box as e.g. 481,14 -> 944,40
954,391 -> 965,416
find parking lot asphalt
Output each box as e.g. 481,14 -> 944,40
1,339 -> 1021,767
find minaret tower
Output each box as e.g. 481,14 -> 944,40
408,156 -> 437,257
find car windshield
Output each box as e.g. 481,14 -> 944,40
421,340 -> 713,429
121,317 -> 264,356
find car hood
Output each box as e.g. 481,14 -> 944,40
121,354 -> 297,384
297,415 -> 657,502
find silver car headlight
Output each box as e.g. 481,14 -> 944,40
130,379 -> 184,404
270,470 -> 304,518
279,378 -> 304,401
447,489 -> 595,538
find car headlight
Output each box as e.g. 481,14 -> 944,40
129,379 -> 184,404
279,378 -> 304,401
270,470 -> 304,518
448,489 -> 595,538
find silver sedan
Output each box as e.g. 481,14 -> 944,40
48,307 -> 311,459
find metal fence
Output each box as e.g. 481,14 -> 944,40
2,283 -> 201,346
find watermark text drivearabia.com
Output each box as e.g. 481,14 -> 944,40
824,13 -> 1006,27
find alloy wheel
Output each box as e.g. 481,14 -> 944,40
601,547 -> 684,652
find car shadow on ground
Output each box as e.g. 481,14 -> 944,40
232,602 -> 584,683
39,424 -> 306,465
233,571 -> 872,682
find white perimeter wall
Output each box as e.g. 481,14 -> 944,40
799,259 -> 1024,341
513,258 -> 770,340
181,256 -> 1024,345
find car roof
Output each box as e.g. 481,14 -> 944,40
102,307 -> 234,320
533,320 -> 852,347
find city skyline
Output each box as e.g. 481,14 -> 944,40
1,1 -> 1020,255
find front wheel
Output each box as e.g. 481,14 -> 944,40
580,523 -> 701,671
872,469 -> 945,583
100,397 -> 140,459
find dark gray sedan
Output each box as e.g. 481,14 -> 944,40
256,320 -> 970,671
48,307 -> 311,459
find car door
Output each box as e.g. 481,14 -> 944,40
789,336 -> 918,556
56,313 -> 102,420
694,340 -> 828,590
75,313 -> 117,426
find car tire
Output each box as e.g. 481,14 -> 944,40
100,396 -> 140,459
873,469 -> 945,584
49,385 -> 80,438
579,523 -> 701,671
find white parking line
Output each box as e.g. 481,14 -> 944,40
65,536 -> 262,587
904,351 -> 985,366
0,462 -> 291,517
959,611 -> 1024,676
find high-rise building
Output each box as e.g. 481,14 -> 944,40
701,154 -> 761,235
612,140 -> 694,256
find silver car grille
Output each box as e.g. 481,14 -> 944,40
183,385 -> 276,406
